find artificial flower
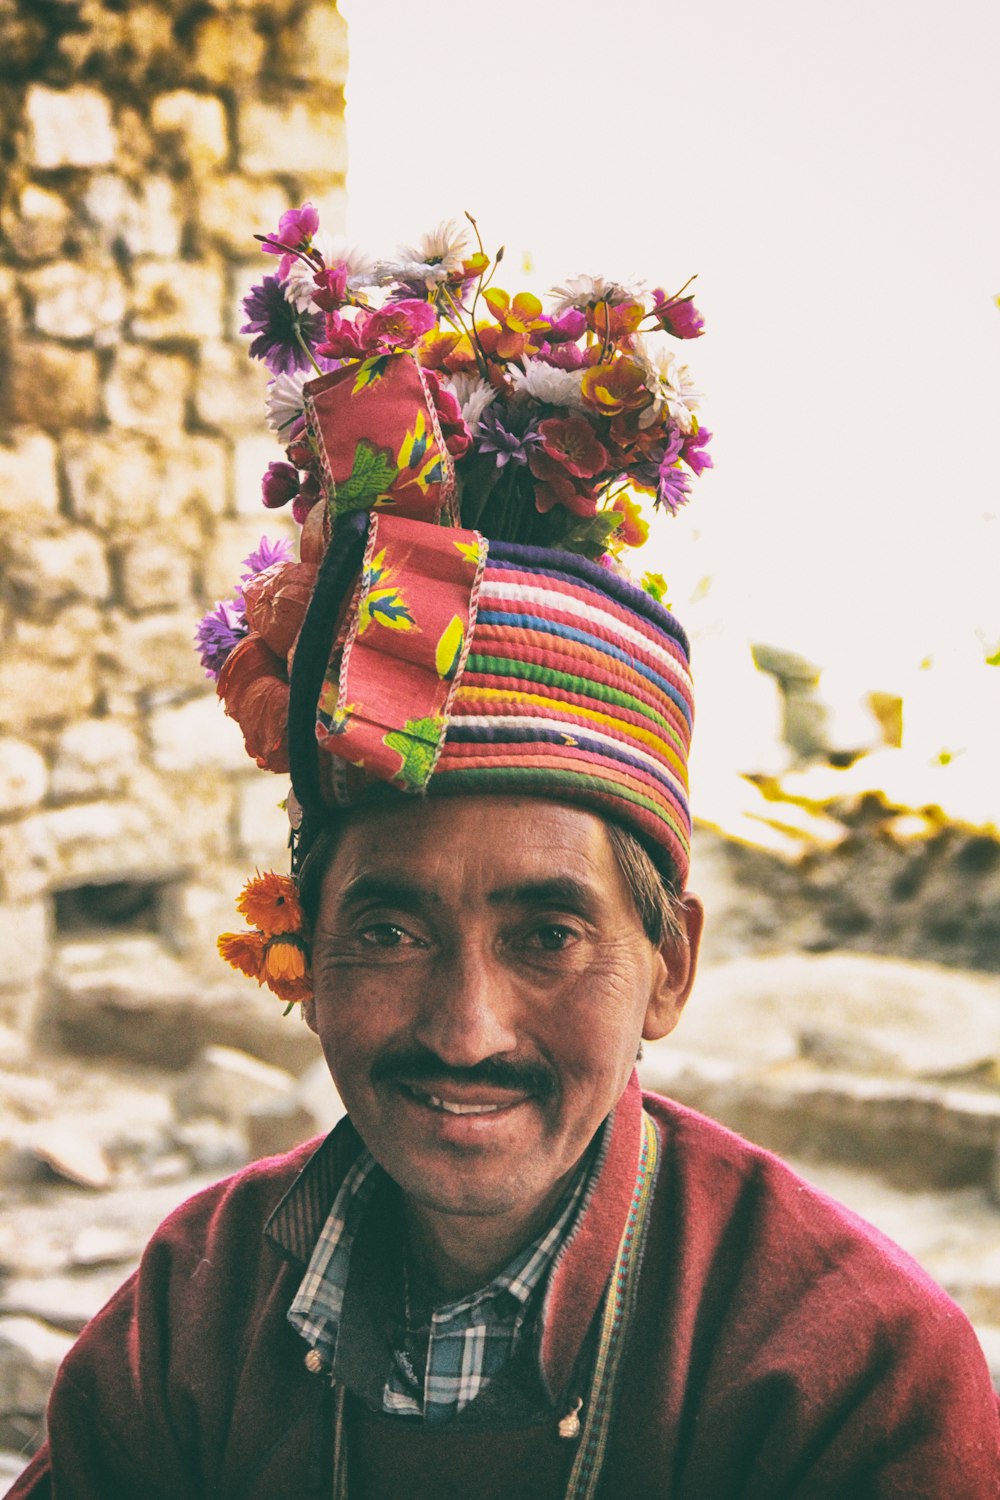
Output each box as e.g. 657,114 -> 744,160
482,289 -> 550,360
261,460 -> 301,509
195,599 -> 247,680
265,370 -> 309,436
656,461 -> 691,515
681,424 -> 713,476
261,202 -> 319,261
362,299 -> 437,353
445,371 -> 497,429
635,340 -> 702,433
580,359 -> 649,416
241,276 -> 323,376
423,369 -> 472,459
641,571 -> 669,604
507,361 -> 587,410
217,634 -> 290,773
476,406 -> 538,468
534,416 -> 608,479
236,870 -> 304,937
375,219 -> 471,291
651,289 -> 705,340
610,493 -> 649,548
292,473 -> 321,525
549,273 -> 645,315
242,559 -> 317,658
241,536 -> 293,582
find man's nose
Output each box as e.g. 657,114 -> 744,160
411,943 -> 519,1068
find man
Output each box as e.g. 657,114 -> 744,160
12,219 -> 1000,1497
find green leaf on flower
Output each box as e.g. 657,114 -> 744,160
333,441 -> 399,515
558,511 -> 622,560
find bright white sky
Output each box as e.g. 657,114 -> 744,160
339,0 -> 999,700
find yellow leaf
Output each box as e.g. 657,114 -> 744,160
435,614 -> 465,679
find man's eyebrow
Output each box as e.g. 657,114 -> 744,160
486,877 -> 601,913
335,874 -> 436,910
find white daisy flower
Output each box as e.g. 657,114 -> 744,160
445,372 -> 496,428
265,370 -> 309,436
633,336 -> 702,433
548,273 -> 645,315
283,232 -> 376,312
508,361 -> 587,410
375,218 -> 470,289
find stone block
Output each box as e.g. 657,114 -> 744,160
238,100 -> 347,177
198,176 -> 289,260
236,775 -> 293,866
202,515 -> 295,601
245,1096 -> 317,1160
26,262 -> 126,344
131,260 -> 225,342
278,3 -> 349,85
0,903 -> 49,990
84,175 -> 182,261
103,345 -> 190,433
50,719 -> 140,801
63,433 -> 227,534
0,653 -> 97,735
5,527 -> 110,609
0,431 -> 59,518
8,341 -> 101,428
0,740 -> 47,816
25,86 -> 116,170
151,91 -> 229,170
0,1316 -> 75,1415
12,603 -> 103,665
102,612 -> 207,699
193,11 -> 266,86
1,185 -> 70,263
195,339 -> 269,430
234,433 -> 282,514
149,694 -> 250,774
119,541 -> 194,613
174,1044 -> 296,1128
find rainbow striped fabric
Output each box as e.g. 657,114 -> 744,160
291,513 -> 694,885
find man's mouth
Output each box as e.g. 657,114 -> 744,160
400,1082 -> 522,1116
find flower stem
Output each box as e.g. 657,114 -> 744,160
294,325 -> 324,377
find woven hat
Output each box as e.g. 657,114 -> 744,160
199,211 -> 711,1005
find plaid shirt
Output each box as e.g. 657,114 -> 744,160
287,1131 -> 602,1424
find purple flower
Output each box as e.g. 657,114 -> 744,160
630,426 -> 685,491
538,341 -> 585,371
475,407 -> 540,468
241,536 -> 293,582
657,461 -> 691,515
261,461 -> 301,510
682,426 -> 713,476
547,308 -> 587,343
241,276 -> 323,375
195,599 -> 247,680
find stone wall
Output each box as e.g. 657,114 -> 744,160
0,0 -> 348,1043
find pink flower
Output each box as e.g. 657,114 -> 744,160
261,203 -> 320,277
292,473 -> 321,524
424,369 -> 472,459
547,308 -> 587,343
681,426 -> 713,475
651,290 -> 705,340
261,461 -> 301,509
538,341 -> 586,371
317,310 -> 370,360
361,299 -> 437,354
311,263 -> 351,312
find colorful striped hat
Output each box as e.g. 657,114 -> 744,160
288,504 -> 694,886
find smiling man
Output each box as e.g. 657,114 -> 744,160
12,239 -> 1000,1498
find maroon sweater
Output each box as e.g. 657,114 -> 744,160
11,1075 -> 1000,1498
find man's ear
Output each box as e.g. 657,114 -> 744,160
642,891 -> 704,1042
302,996 -> 319,1035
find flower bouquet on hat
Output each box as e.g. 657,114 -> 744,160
201,206 -> 711,1009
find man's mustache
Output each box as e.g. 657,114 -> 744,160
372,1046 -> 556,1100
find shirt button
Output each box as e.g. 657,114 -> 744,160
304,1349 -> 324,1374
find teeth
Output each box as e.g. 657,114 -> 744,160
428,1094 -> 503,1115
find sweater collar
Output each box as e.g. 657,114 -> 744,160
265,1069 -> 648,1404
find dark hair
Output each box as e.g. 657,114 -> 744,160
297,805 -> 683,947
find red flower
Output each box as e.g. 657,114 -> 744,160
423,369 -> 472,459
260,460 -> 300,509
362,299 -> 437,354
217,633 -> 290,773
534,416 -> 608,479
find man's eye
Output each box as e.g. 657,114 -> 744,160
529,924 -> 578,952
359,923 -> 417,948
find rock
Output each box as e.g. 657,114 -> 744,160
0,902 -> 50,995
198,178 -> 291,260
233,433 -> 282,514
103,346 -> 190,433
0,803 -> 179,903
28,1124 -> 113,1191
26,262 -> 126,344
195,341 -> 269,430
130,259 -> 225,342
2,184 -> 70,262
0,430 -> 59,518
172,1118 -> 248,1173
69,1225 -> 142,1270
295,1057 -> 346,1135
120,541 -> 195,613
83,174 -> 182,260
149,696 -> 251,774
236,776 -> 294,867
174,1044 -> 296,1130
25,86 -> 116,170
5,527 -> 111,609
102,611 -> 207,699
277,3 -> 349,84
238,100 -> 348,177
201,514 -> 295,602
8,339 -> 102,428
0,739 -> 47,816
0,1269 -> 129,1334
245,1096 -> 319,1161
62,432 -> 227,534
50,719 -> 140,802
193,12 -> 266,87
0,1316 -> 75,1414
150,91 -> 229,169
0,650 -> 97,736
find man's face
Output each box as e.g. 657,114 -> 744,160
307,795 -> 699,1237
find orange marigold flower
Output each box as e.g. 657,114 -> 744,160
267,970 -> 313,1006
581,359 -> 649,416
264,934 -> 308,982
218,929 -> 266,981
237,870 -> 304,937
